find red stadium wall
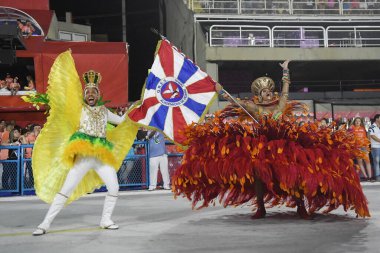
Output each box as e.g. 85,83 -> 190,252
0,110 -> 47,128
0,37 -> 130,127
0,0 -> 50,10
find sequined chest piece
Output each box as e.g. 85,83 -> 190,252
78,105 -> 107,138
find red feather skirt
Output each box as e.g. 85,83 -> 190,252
172,113 -> 370,218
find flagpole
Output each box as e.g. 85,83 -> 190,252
150,28 -> 165,40
220,89 -> 260,125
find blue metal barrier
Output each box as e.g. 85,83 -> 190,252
0,141 -> 183,196
20,144 -> 34,193
118,140 -> 150,188
166,141 -> 184,181
0,145 -> 21,195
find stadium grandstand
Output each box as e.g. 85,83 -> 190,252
0,0 -> 183,196
160,0 -> 380,119
0,1 -> 129,127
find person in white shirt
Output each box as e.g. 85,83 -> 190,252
369,114 -> 380,179
146,131 -> 170,191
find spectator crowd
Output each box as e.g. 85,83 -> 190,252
314,115 -> 380,181
0,120 -> 41,190
0,73 -> 35,96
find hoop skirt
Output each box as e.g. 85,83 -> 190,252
172,109 -> 370,217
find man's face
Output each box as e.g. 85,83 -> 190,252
34,125 -> 41,133
260,88 -> 273,102
13,129 -> 20,139
85,87 -> 99,107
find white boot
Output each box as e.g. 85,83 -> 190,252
100,194 -> 119,229
32,193 -> 67,236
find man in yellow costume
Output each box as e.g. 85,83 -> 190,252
32,51 -> 137,236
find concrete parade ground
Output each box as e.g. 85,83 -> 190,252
1,183 -> 380,253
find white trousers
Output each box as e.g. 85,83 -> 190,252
149,154 -> 170,189
60,156 -> 119,197
36,156 -> 119,231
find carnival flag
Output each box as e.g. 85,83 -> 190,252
128,39 -> 218,146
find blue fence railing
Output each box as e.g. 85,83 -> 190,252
0,141 -> 183,196
0,145 -> 20,194
20,144 -> 34,193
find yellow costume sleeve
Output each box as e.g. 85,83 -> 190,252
106,118 -> 139,171
32,50 -> 83,204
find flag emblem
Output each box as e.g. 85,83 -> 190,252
156,77 -> 188,107
129,39 -> 217,145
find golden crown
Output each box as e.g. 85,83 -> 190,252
83,70 -> 102,89
251,76 -> 275,96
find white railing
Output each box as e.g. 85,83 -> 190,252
209,25 -> 380,47
292,0 -> 340,15
326,26 -> 380,47
240,0 -> 291,15
342,0 -> 380,15
209,25 -> 271,46
192,0 -> 240,14
272,26 -> 325,47
191,0 -> 380,15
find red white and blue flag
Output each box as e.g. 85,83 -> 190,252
128,39 -> 217,145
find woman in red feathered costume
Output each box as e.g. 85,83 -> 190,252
172,60 -> 370,219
